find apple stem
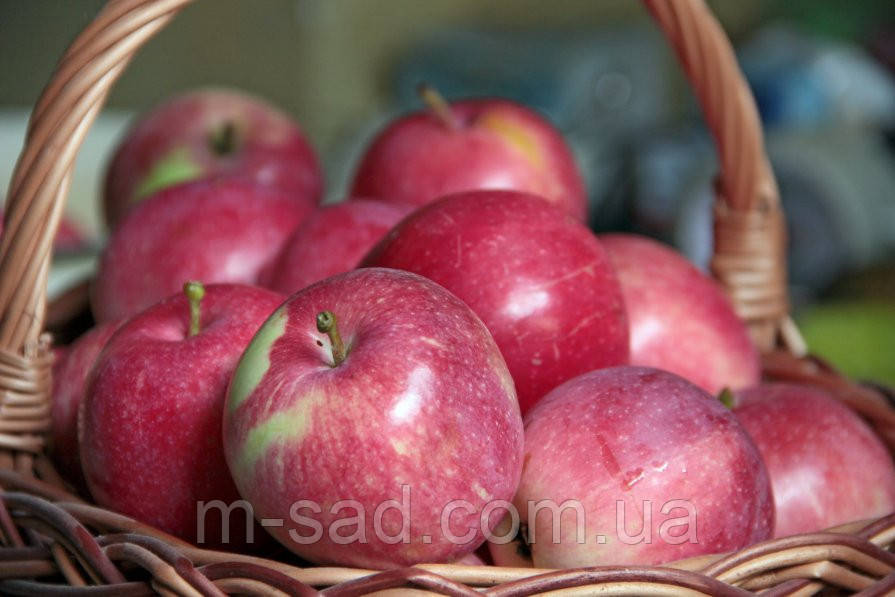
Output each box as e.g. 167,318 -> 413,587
417,83 -> 460,130
316,311 -> 346,366
184,281 -> 205,337
209,121 -> 237,155
717,387 -> 734,409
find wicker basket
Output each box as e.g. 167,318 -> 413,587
2,0 -> 895,594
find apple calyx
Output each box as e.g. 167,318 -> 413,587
209,121 -> 239,156
183,280 -> 205,337
417,83 -> 460,131
717,387 -> 734,409
316,310 -> 346,366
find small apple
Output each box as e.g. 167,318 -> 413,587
601,233 -> 760,394
262,198 -> 413,294
103,88 -> 322,229
223,268 -> 524,568
733,383 -> 895,537
350,86 -> 587,221
51,321 -> 121,489
508,366 -> 773,567
92,179 -> 311,323
362,190 -> 628,414
81,282 -> 285,547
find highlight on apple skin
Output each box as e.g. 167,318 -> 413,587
223,268 -> 524,568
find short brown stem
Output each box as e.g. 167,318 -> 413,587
417,83 -> 460,130
316,311 -> 346,366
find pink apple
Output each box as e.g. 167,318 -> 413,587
508,366 -> 773,568
601,233 -> 760,394
103,88 -> 322,229
81,283 -> 285,547
51,321 -> 121,488
223,268 -> 523,568
262,198 -> 413,294
350,89 -> 587,221
362,190 -> 628,414
92,179 -> 311,323
733,383 -> 895,537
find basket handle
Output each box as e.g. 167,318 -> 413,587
0,0 -> 795,453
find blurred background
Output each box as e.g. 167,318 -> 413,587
1,0 -> 894,382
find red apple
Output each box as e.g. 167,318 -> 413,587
263,198 -> 413,294
733,383 -> 895,537
51,321 -> 121,488
507,366 -> 773,568
92,179 -> 311,323
350,87 -> 587,221
103,88 -> 322,229
601,233 -> 760,394
362,190 -> 628,414
81,282 -> 285,547
223,268 -> 524,568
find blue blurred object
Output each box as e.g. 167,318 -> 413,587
739,25 -> 895,129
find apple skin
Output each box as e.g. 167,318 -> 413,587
510,366 -> 773,568
103,88 -> 322,229
362,191 -> 629,414
223,268 -> 523,568
51,321 -> 121,489
262,198 -> 413,294
81,283 -> 285,547
350,98 -> 587,221
601,234 -> 760,395
92,179 -> 312,323
733,383 -> 895,537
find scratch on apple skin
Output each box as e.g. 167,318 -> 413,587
227,307 -> 288,412
236,390 -> 324,474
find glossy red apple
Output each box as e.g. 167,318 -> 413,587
92,179 -> 311,323
601,233 -> 760,394
362,191 -> 628,414
51,321 -> 120,488
733,383 -> 895,537
103,88 -> 322,228
350,87 -> 587,221
506,366 -> 773,568
81,282 -> 285,547
263,198 -> 413,294
223,268 -> 524,568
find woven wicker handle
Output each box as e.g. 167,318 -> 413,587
0,0 -> 790,453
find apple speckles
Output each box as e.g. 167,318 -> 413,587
228,307 -> 288,412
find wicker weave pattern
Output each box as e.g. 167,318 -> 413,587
0,0 -> 893,594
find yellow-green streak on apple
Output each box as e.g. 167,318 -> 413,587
235,391 -> 323,474
133,147 -> 202,202
477,113 -> 544,170
228,308 -> 288,412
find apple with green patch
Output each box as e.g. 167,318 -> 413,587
350,86 -> 588,221
103,88 -> 322,229
223,268 -> 524,568
81,282 -> 285,547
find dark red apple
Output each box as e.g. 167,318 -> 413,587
504,366 -> 773,567
263,198 -> 413,294
81,282 -> 285,546
51,321 -> 120,488
733,383 -> 895,537
362,190 -> 628,414
223,268 -> 523,568
103,88 -> 322,229
350,87 -> 587,221
601,233 -> 760,394
92,179 -> 311,323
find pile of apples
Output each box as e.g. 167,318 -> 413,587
50,87 -> 895,570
